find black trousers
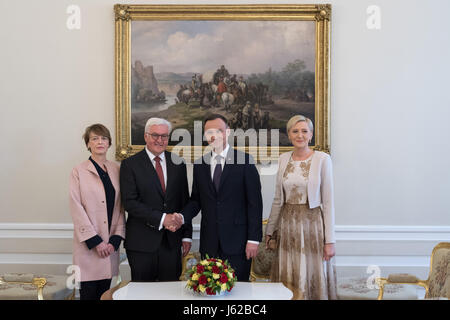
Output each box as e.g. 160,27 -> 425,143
126,232 -> 181,282
79,278 -> 112,300
203,245 -> 252,282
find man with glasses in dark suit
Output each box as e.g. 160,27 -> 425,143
120,117 -> 192,281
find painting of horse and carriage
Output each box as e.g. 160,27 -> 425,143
130,20 -> 316,147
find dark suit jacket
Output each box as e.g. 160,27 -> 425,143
182,147 -> 262,256
120,149 -> 192,253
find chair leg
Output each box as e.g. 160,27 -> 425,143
377,284 -> 385,300
376,278 -> 386,300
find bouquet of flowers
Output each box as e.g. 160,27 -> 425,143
185,255 -> 237,296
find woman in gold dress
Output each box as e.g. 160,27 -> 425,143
265,115 -> 337,300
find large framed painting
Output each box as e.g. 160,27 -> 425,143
115,4 -> 331,162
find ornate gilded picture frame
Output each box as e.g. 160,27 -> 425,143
115,4 -> 331,162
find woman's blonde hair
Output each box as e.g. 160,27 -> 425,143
286,115 -> 314,133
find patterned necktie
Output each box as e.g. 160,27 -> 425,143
212,155 -> 223,192
154,156 -> 165,194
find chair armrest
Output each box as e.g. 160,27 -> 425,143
376,275 -> 428,300
387,273 -> 421,283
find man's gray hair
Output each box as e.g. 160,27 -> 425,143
144,117 -> 172,133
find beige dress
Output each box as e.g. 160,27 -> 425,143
270,154 -> 337,300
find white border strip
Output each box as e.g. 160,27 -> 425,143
0,224 -> 446,272
0,254 -> 431,268
1,223 -> 449,240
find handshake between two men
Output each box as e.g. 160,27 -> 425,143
162,212 -> 191,257
162,212 -> 184,232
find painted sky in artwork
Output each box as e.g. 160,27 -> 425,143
131,20 -> 315,76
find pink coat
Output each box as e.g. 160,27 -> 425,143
69,159 -> 126,282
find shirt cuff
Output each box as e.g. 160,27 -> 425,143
159,213 -> 167,231
85,235 -> 103,250
109,235 -> 124,251
247,240 -> 260,245
182,238 -> 192,243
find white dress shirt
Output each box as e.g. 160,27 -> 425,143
145,147 -> 167,187
210,144 -> 230,179
145,148 -> 167,231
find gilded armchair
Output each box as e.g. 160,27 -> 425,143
0,273 -> 74,300
377,242 -> 450,300
180,251 -> 202,281
0,273 -> 47,300
250,219 -> 277,282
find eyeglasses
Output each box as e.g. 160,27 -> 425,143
146,132 -> 169,141
89,136 -> 109,142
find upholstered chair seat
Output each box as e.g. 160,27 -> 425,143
250,220 -> 277,282
0,273 -> 74,300
337,276 -> 418,300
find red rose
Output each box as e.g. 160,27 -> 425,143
198,275 -> 208,285
206,287 -> 215,295
212,266 -> 221,274
197,265 -> 205,273
193,285 -> 198,292
227,285 -> 233,292
220,272 -> 228,283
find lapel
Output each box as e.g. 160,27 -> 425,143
200,152 -> 216,195
85,160 -> 99,177
218,147 -> 235,191
278,151 -> 293,204
103,160 -> 120,227
164,151 -> 175,197
138,149 -> 164,198
104,160 -> 120,203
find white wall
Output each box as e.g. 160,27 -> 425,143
1,0 -> 449,279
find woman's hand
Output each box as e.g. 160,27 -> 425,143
107,243 -> 115,255
323,243 -> 335,261
95,242 -> 111,258
265,235 -> 272,250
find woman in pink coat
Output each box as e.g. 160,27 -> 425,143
69,124 -> 125,300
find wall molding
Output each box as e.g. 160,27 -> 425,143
1,223 -> 449,239
1,223 -> 449,277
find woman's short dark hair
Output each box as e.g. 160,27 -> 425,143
83,124 -> 112,150
203,113 -> 229,128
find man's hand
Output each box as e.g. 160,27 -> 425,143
245,242 -> 259,260
174,213 -> 184,225
182,241 -> 192,257
163,213 -> 183,232
95,242 -> 111,258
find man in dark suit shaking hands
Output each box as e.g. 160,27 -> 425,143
120,118 -> 192,281
181,114 -> 263,281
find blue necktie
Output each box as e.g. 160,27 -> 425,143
212,155 -> 222,192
